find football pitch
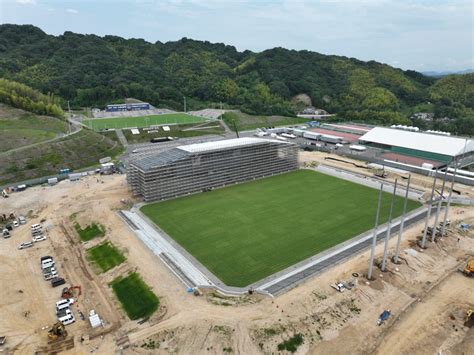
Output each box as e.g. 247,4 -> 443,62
83,113 -> 206,131
141,170 -> 420,287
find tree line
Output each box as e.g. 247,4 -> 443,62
0,24 -> 472,129
0,78 -> 64,118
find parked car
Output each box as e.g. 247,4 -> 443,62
51,277 -> 66,288
2,229 -> 10,238
18,216 -> 26,225
57,309 -> 75,325
5,224 -> 13,231
18,241 -> 34,250
12,220 -> 19,228
33,235 -> 47,242
43,271 -> 58,281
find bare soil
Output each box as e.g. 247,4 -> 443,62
0,173 -> 473,354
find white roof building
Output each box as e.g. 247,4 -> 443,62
178,137 -> 290,153
359,127 -> 473,158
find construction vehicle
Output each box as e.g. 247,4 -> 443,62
61,286 -> 81,299
377,310 -> 391,326
461,259 -> 474,277
331,282 -> 346,293
48,322 -> 67,341
466,309 -> 474,322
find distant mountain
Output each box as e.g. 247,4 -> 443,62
423,69 -> 474,77
0,24 -> 471,127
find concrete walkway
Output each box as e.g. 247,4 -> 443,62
115,129 -> 128,147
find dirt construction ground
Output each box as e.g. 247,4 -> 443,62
0,168 -> 473,354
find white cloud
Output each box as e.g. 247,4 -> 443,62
66,8 -> 79,14
16,0 -> 36,5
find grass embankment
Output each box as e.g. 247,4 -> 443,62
0,104 -> 67,152
86,241 -> 126,273
110,272 -> 159,320
74,222 -> 105,242
141,169 -> 421,287
0,128 -> 123,185
222,111 -> 308,131
83,113 -> 206,131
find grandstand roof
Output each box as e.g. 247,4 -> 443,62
132,138 -> 291,171
359,127 -> 474,157
132,148 -> 189,171
178,137 -> 289,153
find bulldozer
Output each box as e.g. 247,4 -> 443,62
48,322 -> 67,341
461,259 -> 474,277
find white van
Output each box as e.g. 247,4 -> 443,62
57,309 -> 75,325
41,259 -> 55,269
56,298 -> 74,312
31,224 -> 42,231
44,271 -> 58,280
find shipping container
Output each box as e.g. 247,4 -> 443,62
303,131 -> 321,140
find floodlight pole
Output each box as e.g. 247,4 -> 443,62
431,169 -> 448,242
381,179 -> 398,272
393,174 -> 411,264
441,159 -> 458,236
421,168 -> 438,249
368,183 -> 384,280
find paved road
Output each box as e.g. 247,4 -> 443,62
261,208 -> 428,295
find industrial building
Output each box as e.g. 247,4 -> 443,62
127,137 -> 298,201
359,127 -> 474,164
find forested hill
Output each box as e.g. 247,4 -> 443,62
0,24 -> 472,126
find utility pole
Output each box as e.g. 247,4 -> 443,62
381,179 -> 398,272
183,96 -> 187,113
441,159 -> 458,236
393,175 -> 411,264
368,183 -> 384,280
421,168 -> 438,249
431,169 -> 448,242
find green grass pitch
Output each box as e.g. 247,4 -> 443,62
83,113 -> 206,131
110,272 -> 159,320
141,170 -> 420,287
86,241 -> 126,273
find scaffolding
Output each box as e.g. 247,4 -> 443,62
127,138 -> 299,201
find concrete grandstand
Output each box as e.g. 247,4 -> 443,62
127,137 -> 298,201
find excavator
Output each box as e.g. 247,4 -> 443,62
48,322 -> 67,341
461,259 -> 474,277
61,285 -> 81,299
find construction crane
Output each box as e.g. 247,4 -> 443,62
48,322 -> 67,341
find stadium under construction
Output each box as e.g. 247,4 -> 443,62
127,137 -> 298,201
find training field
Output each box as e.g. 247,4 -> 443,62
83,113 -> 206,131
141,170 -> 420,287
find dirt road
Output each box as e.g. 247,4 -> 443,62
0,173 -> 473,354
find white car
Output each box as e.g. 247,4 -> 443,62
18,241 -> 34,250
13,220 -> 19,228
33,235 -> 47,242
57,309 -> 75,325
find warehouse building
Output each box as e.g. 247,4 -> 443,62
127,138 -> 298,201
359,127 -> 474,164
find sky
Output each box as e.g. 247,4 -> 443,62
1,0 -> 473,72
